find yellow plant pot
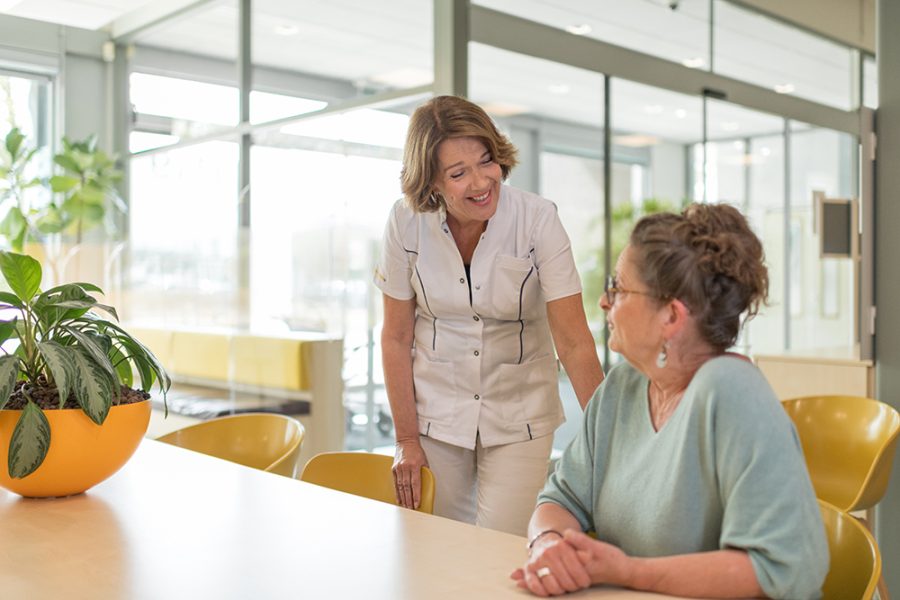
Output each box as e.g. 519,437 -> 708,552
0,400 -> 151,498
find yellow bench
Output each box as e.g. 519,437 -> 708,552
128,326 -> 344,469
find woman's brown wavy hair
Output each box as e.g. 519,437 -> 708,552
629,203 -> 769,351
401,95 -> 518,213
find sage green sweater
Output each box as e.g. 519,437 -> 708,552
538,356 -> 828,599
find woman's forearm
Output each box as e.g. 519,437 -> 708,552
546,294 -> 604,410
527,502 -> 584,543
381,336 -> 419,443
558,341 -> 604,410
623,549 -> 765,598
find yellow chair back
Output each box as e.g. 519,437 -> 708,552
156,413 -> 305,478
300,452 -> 435,514
782,395 -> 900,512
818,500 -> 881,600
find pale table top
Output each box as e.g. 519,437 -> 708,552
0,440 -> 686,600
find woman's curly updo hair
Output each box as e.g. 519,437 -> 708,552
629,203 -> 769,352
401,95 -> 518,213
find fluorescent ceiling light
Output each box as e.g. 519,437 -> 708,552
681,57 -> 705,69
565,24 -> 592,35
480,102 -> 530,117
774,83 -> 795,94
613,134 -> 660,147
274,24 -> 299,36
369,68 -> 433,88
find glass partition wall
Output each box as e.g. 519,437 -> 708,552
115,0 -> 866,451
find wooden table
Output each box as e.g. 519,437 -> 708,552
0,440 -> 685,599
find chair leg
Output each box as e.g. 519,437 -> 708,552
861,510 -> 890,600
877,575 -> 891,600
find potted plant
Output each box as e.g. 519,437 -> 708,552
1,129 -> 126,286
0,128 -> 46,253
0,251 -> 169,497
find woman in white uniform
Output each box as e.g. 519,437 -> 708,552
375,96 -> 603,535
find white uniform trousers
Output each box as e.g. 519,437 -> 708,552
419,432 -> 554,536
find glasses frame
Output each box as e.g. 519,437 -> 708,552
604,275 -> 664,305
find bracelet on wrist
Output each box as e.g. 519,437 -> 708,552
527,529 -> 563,550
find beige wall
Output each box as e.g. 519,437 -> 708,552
735,0 -> 875,53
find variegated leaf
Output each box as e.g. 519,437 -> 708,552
64,327 -> 118,382
71,349 -> 113,425
38,342 -> 76,409
9,401 -> 51,478
0,355 -> 19,410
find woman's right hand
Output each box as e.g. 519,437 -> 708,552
392,438 -> 429,510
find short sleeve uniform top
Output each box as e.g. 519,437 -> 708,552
374,185 -> 581,449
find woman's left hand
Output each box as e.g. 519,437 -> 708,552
563,530 -> 632,588
510,531 -> 592,596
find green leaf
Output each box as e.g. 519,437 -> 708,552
71,348 -> 113,425
0,291 -> 23,308
0,355 -> 20,410
49,175 -> 80,193
34,204 -> 64,234
0,318 -> 17,346
109,343 -> 133,388
63,327 -> 118,382
38,342 -> 76,409
4,129 -> 24,160
0,208 -> 28,242
0,252 -> 41,302
8,400 -> 51,478
42,282 -> 103,296
53,153 -> 80,173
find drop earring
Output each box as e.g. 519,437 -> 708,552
656,341 -> 668,369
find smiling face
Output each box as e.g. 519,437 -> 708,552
600,245 -> 666,365
432,137 -> 502,227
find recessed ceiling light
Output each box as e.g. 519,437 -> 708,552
760,147 -> 772,156
613,134 -> 660,147
565,24 -> 592,35
274,23 -> 299,36
548,84 -> 570,95
643,104 -> 664,114
681,57 -> 705,69
480,102 -> 530,117
774,83 -> 795,94
721,122 -> 740,132
674,108 -> 688,119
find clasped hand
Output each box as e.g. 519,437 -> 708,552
510,530 -> 630,597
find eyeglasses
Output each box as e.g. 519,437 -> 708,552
604,275 -> 662,305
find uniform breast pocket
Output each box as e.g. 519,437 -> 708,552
488,254 -> 539,320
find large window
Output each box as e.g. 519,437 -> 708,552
0,70 -> 53,246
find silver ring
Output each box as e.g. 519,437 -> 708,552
536,567 -> 552,578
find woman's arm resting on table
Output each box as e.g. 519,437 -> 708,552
565,531 -> 767,599
511,503 -> 593,597
381,294 -> 428,510
546,294 -> 604,410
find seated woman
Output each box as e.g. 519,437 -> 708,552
511,203 -> 828,599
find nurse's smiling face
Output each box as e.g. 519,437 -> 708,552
432,137 -> 502,228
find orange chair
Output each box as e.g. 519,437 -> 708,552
818,499 -> 881,600
156,413 -> 305,478
783,395 -> 900,600
300,451 -> 435,514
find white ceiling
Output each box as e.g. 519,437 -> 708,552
0,0 -> 155,30
0,0 -> 855,143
